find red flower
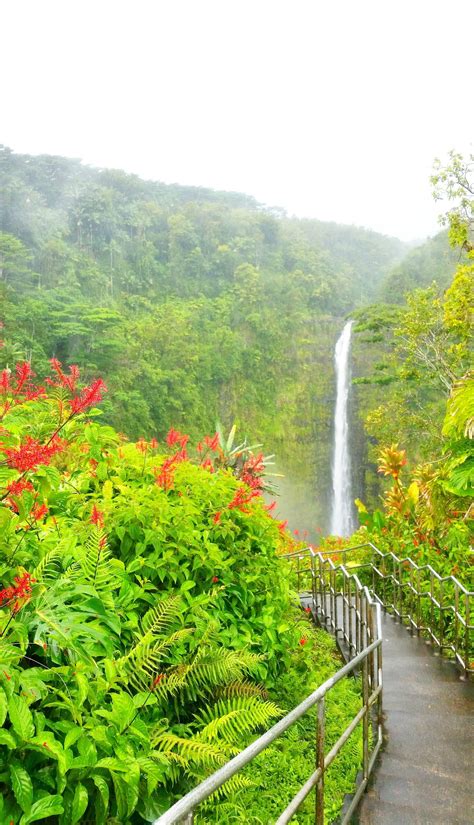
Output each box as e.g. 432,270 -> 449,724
204,433 -> 219,451
265,501 -> 276,514
90,504 -> 105,528
49,359 -> 80,392
294,529 -> 299,536
0,572 -> 36,611
212,576 -> 219,583
304,606 -> 311,614
299,637 -> 308,646
3,435 -> 66,472
136,438 -> 148,453
6,478 -> 34,510
150,438 -> 158,449
241,453 -> 264,491
201,458 -> 214,472
32,503 -> 49,521
14,362 -> 33,394
70,378 -> 107,415
166,428 -> 189,447
278,520 -> 288,532
0,369 -> 11,393
152,673 -> 165,688
228,487 -> 259,513
213,511 -> 222,524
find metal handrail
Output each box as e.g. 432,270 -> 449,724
305,542 -> 472,677
154,547 -> 383,825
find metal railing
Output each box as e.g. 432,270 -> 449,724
154,547 -> 383,825
306,542 -> 472,678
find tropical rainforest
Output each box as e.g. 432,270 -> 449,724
0,145 -> 472,823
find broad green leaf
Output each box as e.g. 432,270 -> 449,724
92,775 -> 109,824
0,729 -> 17,748
11,762 -> 33,812
111,770 -> 139,820
20,794 -> 64,824
8,694 -> 34,740
0,686 -> 7,726
71,783 -> 88,824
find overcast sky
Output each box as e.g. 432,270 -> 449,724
2,0 -> 473,240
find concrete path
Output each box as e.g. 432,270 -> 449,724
356,611 -> 474,825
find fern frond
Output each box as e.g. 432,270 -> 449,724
141,595 -> 183,636
118,628 -> 193,693
80,530 -> 117,608
152,732 -> 228,768
153,649 -> 264,703
195,697 -> 282,744
32,546 -> 63,583
205,773 -> 253,802
216,680 -> 268,700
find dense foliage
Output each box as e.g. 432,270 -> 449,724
349,152 -> 473,581
0,144 -> 413,532
0,359 -> 365,823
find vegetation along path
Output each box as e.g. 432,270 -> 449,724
356,611 -> 473,825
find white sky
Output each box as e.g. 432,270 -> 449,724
2,0 -> 473,240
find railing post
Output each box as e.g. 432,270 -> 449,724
464,592 -> 470,679
362,648 -> 369,781
315,697 -> 325,825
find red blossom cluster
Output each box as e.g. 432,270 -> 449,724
70,378 -> 107,415
227,486 -> 260,512
166,428 -> 189,449
32,502 -> 49,521
5,478 -> 34,511
197,432 -> 220,453
48,359 -> 80,392
0,572 -> 36,613
0,362 -> 46,416
240,452 -> 265,491
90,504 -> 105,528
155,449 -> 187,490
3,435 -> 66,473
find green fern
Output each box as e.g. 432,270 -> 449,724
141,595 -> 183,636
117,628 -> 193,692
195,696 -> 282,745
32,546 -> 63,583
152,732 -> 231,768
216,679 -> 268,700
153,649 -> 263,703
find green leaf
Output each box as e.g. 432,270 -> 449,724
111,770 -> 139,820
8,694 -> 34,740
20,795 -> 64,824
0,686 -> 7,726
0,729 -> 17,748
11,762 -> 33,812
71,783 -> 88,824
92,775 -> 109,824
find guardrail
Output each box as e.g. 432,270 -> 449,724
154,546 -> 383,825
303,542 -> 472,678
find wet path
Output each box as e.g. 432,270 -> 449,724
356,611 -> 474,825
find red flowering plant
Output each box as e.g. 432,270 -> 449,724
0,359 -> 306,822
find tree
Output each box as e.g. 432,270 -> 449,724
431,150 -> 474,252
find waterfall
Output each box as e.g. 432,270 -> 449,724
330,320 -> 354,536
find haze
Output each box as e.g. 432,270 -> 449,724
2,0 -> 472,240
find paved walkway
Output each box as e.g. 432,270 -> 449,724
356,611 -> 474,825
